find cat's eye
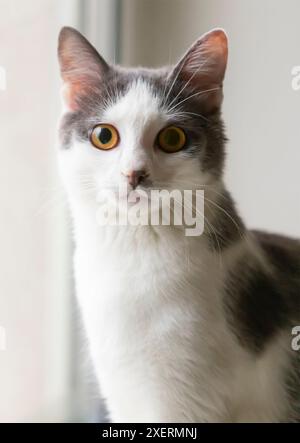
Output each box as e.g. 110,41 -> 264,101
157,126 -> 186,153
90,124 -> 119,150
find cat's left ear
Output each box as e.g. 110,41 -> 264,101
58,27 -> 109,111
169,29 -> 228,113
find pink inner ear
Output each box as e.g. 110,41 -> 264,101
62,82 -> 87,111
205,30 -> 228,58
58,27 -> 110,111
62,84 -> 75,111
176,30 -> 228,113
61,66 -> 102,111
201,30 -> 228,82
183,30 -> 228,85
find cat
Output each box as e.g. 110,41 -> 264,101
57,26 -> 300,422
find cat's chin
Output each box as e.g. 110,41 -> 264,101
94,186 -> 150,225
116,189 -> 150,217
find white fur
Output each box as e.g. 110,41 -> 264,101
59,80 -> 291,422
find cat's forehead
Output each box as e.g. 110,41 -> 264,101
103,78 -> 163,126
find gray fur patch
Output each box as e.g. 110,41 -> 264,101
224,231 -> 300,354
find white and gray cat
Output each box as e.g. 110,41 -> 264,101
57,27 -> 300,422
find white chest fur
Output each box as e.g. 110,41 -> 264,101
73,217 -> 236,422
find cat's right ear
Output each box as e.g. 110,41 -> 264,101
58,27 -> 109,111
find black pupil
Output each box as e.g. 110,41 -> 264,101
165,129 -> 180,146
98,127 -> 112,144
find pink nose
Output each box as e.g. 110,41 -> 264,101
123,170 -> 147,189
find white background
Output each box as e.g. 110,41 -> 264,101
0,0 -> 79,422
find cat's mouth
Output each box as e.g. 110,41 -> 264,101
123,187 -> 149,207
96,185 -> 150,208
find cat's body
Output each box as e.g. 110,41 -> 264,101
57,27 -> 300,422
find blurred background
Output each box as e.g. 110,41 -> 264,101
0,0 -> 299,422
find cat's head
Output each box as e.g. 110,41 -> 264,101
57,27 -> 228,207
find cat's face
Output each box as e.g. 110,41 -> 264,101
58,27 -> 227,208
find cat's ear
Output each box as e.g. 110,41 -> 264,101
58,27 -> 109,111
170,29 -> 228,113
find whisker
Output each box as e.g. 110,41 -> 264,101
167,87 -> 220,114
166,56 -> 212,110
169,195 -> 223,268
171,110 -> 208,122
204,196 -> 244,240
162,58 -> 186,108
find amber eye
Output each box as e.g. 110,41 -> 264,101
90,124 -> 119,150
157,126 -> 186,153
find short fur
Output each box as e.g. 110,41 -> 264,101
57,27 -> 300,422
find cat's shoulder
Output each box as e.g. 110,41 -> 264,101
252,229 -> 300,274
224,229 -> 300,354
